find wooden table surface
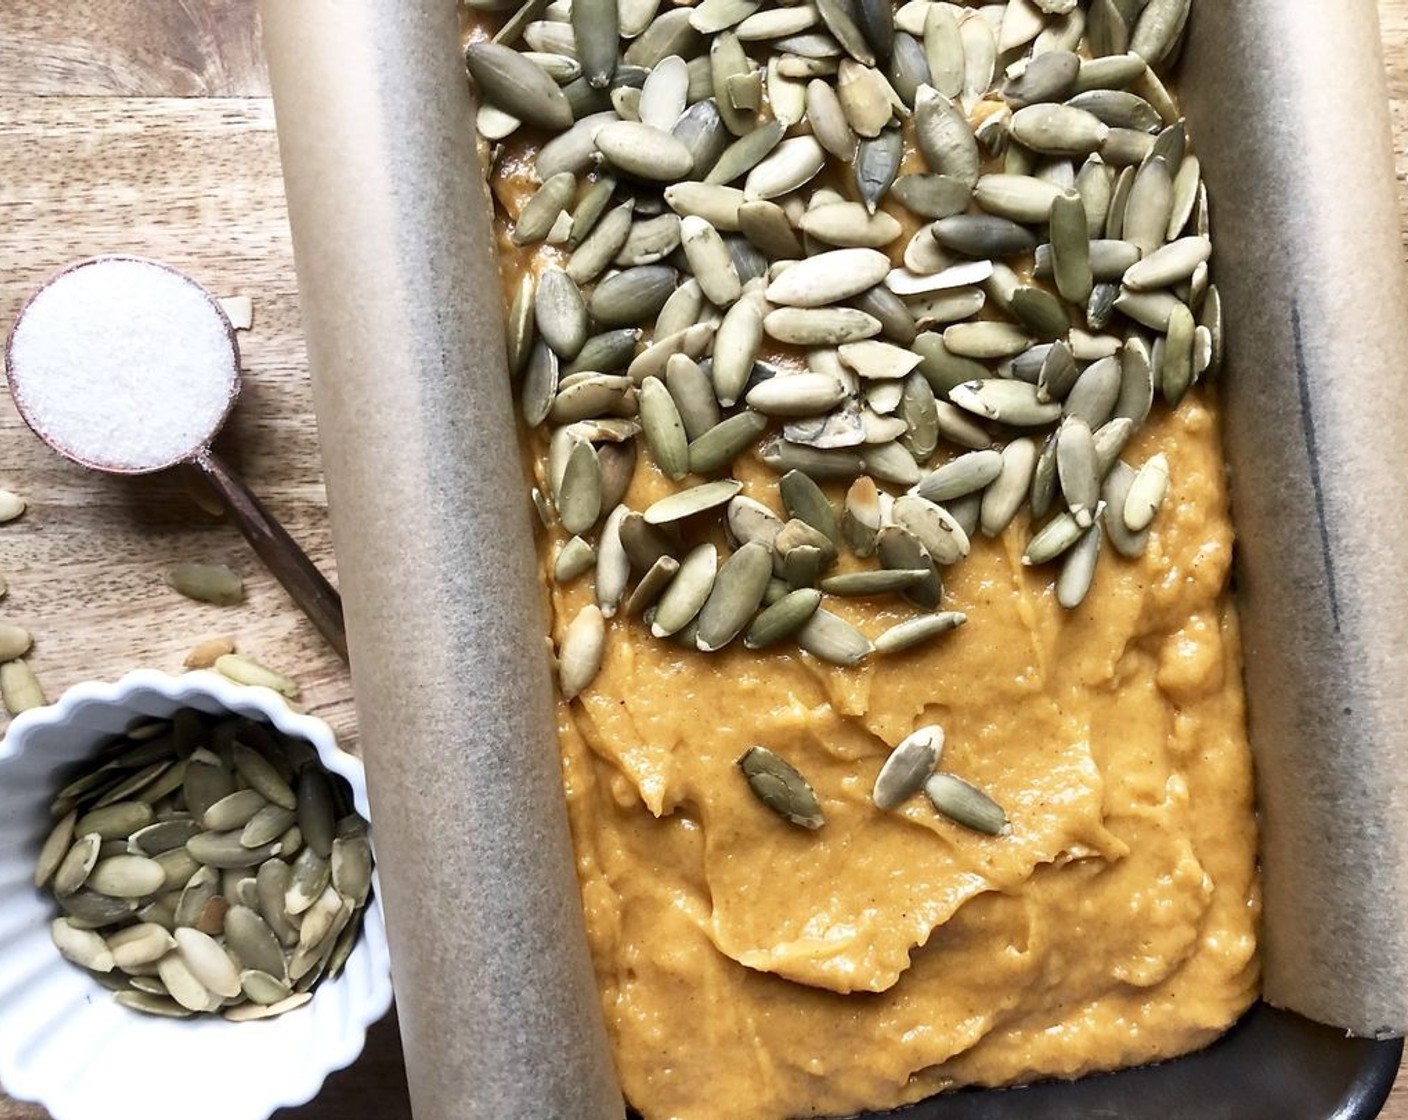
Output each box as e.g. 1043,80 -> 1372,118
0,2 -> 1404,1117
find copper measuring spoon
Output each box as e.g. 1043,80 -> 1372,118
4,256 -> 347,660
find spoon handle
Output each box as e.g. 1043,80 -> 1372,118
192,450 -> 349,661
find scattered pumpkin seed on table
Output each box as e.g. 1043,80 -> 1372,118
467,0 -> 1227,830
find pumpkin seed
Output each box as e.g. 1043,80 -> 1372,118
215,652 -> 301,698
680,215 -> 743,305
889,172 -> 971,220
221,905 -> 289,980
638,377 -> 691,480
1024,508 -> 1088,565
1056,521 -> 1103,607
622,555 -> 680,616
1004,49 -> 1080,107
738,746 -> 824,828
1029,431 -> 1061,520
494,0 -> 551,47
554,536 -> 597,583
876,525 -> 942,609
724,499 -> 784,558
1063,355 -> 1123,427
512,172 -> 577,247
87,854 -> 166,898
775,517 -> 838,569
862,440 -> 922,487
241,804 -> 298,850
615,511 -> 673,574
1113,287 -> 1180,331
737,5 -> 815,38
170,927 -> 241,999
873,725 -> 944,810
1056,417 -> 1100,527
972,173 -> 1065,222
1074,52 -> 1147,93
958,9 -> 995,110
819,569 -> 929,596
764,249 -> 889,309
54,833 -> 102,895
887,31 -> 930,105
1101,461 -> 1151,558
154,847 -> 202,891
893,493 -> 970,566
855,130 -> 906,217
1123,235 -> 1210,291
224,991 -> 312,1022
34,810 -> 77,888
0,490 -> 25,526
746,373 -> 848,416
949,379 -> 1061,426
913,84 -> 978,187
686,410 -> 768,474
744,135 -> 827,199
1129,0 -> 1190,68
199,789 -> 266,835
107,923 -> 177,970
240,969 -> 293,1006
115,990 -> 192,1018
52,918 -> 115,972
799,201 -> 902,248
1160,302 -> 1196,404
559,604 -> 606,700
1010,103 -> 1110,155
917,449 -> 1003,503
651,543 -> 718,636
765,306 -> 881,346
972,437 -> 1034,538
695,542 -> 774,651
773,472 -> 836,547
628,322 -> 715,383
874,611 -> 967,653
164,562 -> 245,607
1122,155 -> 1173,255
567,202 -> 635,284
643,480 -> 743,525
130,819 -> 199,858
932,214 -> 1037,259
467,42 -> 574,130
702,123 -> 786,193
1,658 -> 44,714
1124,452 -> 1169,531
591,264 -> 679,327
853,287 -> 917,348
924,772 -> 1008,835
734,200 -> 801,261
283,849 -> 332,922
794,606 -> 871,665
780,543 -> 825,588
835,59 -> 893,137
743,587 -> 823,648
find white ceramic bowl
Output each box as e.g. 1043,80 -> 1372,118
0,669 -> 393,1120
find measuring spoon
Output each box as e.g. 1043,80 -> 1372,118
4,256 -> 347,659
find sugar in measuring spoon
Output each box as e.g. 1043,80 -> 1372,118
5,256 -> 347,658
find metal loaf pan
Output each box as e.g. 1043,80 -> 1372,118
261,0 -> 1408,1115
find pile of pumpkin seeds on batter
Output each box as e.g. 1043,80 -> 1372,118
467,0 -> 1215,694
36,708 -> 372,1020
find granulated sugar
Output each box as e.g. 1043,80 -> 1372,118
7,258 -> 239,472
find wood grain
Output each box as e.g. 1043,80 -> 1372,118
0,0 -> 1404,1117
0,0 -> 265,97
